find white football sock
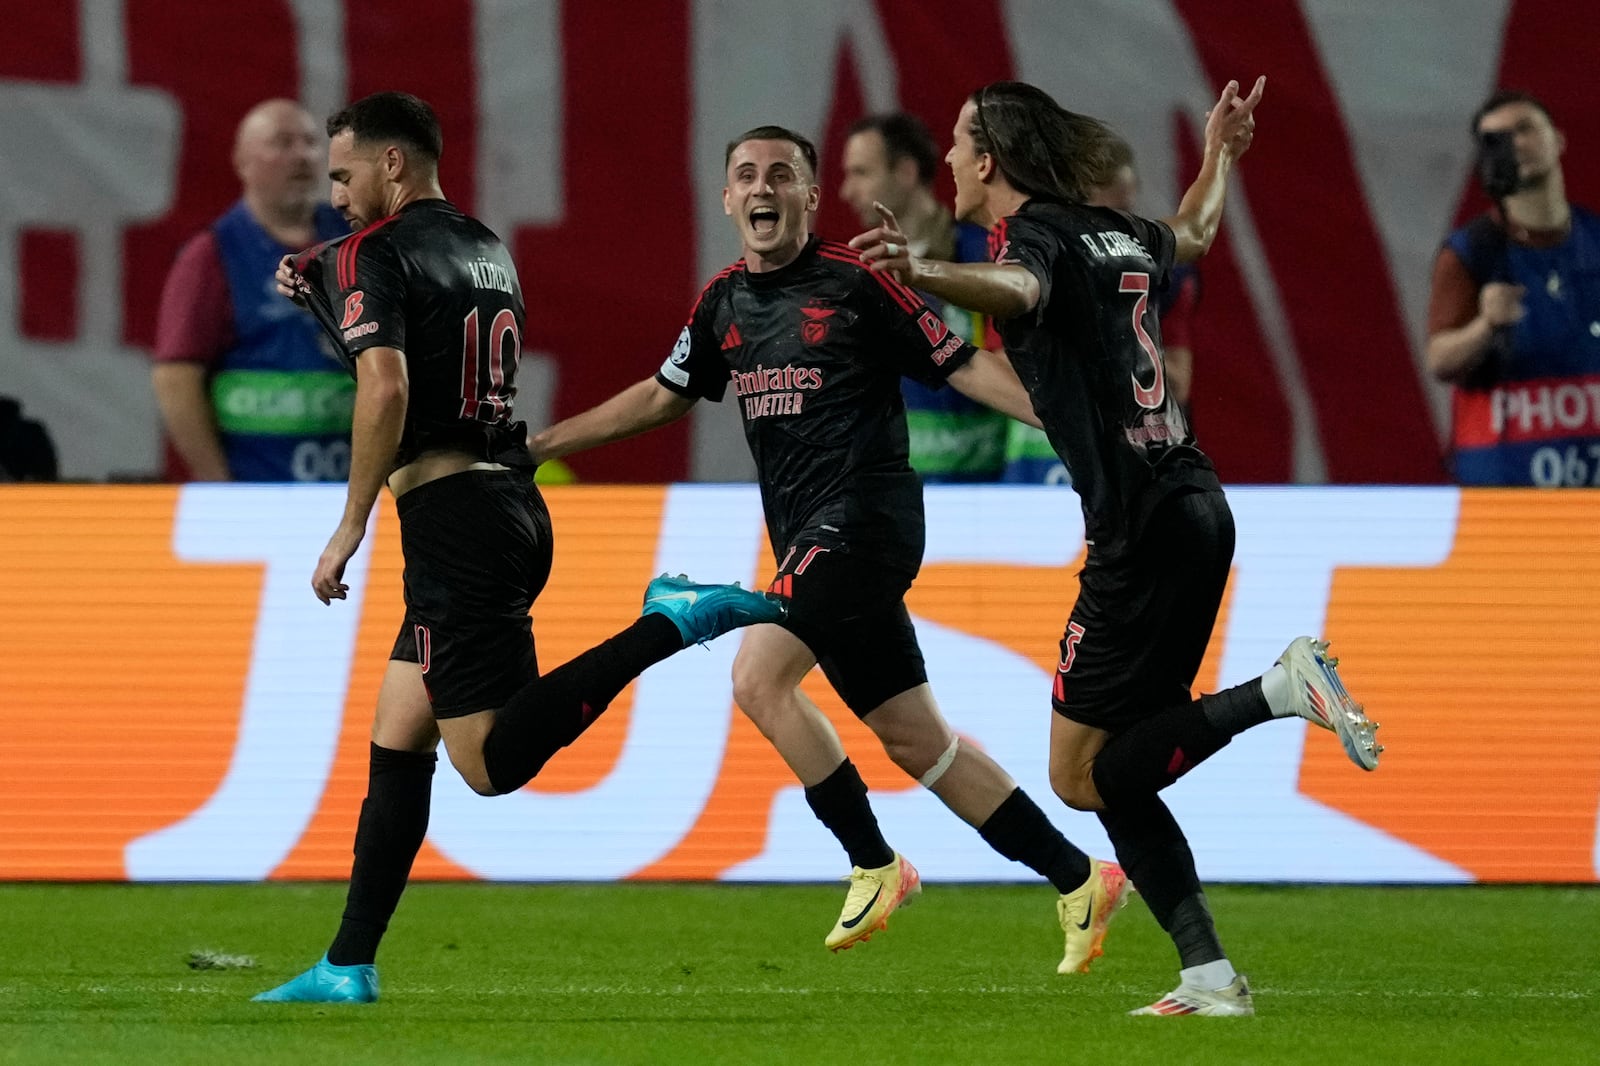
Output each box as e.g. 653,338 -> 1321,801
1180,958 -> 1238,991
1261,663 -> 1293,718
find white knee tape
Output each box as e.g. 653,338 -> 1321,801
918,736 -> 962,789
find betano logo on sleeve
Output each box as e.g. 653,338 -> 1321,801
0,486 -> 1597,884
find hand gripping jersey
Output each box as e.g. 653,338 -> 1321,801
293,199 -> 533,469
655,237 -> 977,556
990,200 -> 1220,558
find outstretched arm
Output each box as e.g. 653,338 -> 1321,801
850,202 -> 1040,320
947,348 -> 1042,428
906,257 -> 1041,321
1163,76 -> 1265,264
528,377 -> 695,465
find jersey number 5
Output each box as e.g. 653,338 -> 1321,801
1120,272 -> 1166,410
459,306 -> 520,421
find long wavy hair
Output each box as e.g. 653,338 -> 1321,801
968,82 -> 1122,204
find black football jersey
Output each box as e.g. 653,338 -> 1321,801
656,237 -> 976,556
294,199 -> 532,469
991,199 -> 1220,557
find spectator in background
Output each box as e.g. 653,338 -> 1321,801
1002,137 -> 1200,484
151,99 -> 352,482
1426,89 -> 1600,487
840,113 -> 1007,482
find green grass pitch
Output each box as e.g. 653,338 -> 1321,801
1,882 -> 1594,1064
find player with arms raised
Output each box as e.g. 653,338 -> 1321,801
853,77 -> 1382,1016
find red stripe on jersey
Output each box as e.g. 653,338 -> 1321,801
987,217 -> 1009,262
877,272 -> 923,313
338,231 -> 361,290
688,260 -> 745,320
819,238 -> 870,257
815,244 -> 921,313
337,213 -> 400,290
867,267 -> 922,314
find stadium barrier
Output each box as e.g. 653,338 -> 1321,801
2,484 -> 1596,883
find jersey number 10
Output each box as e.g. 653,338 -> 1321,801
459,306 -> 520,421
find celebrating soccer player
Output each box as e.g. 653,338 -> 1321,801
851,77 -> 1382,1016
531,125 -> 1122,966
252,93 -> 783,1004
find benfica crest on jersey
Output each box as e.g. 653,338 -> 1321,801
801,305 -> 834,345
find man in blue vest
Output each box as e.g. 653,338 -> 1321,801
152,99 -> 352,482
1427,90 -> 1600,486
840,113 -> 1008,482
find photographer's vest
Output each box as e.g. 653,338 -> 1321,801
210,201 -> 354,482
1447,206 -> 1600,486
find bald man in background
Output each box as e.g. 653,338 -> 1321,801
151,99 -> 353,482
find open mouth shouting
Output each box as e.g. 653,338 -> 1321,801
723,135 -> 819,268
749,204 -> 782,239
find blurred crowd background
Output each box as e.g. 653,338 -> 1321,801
1,0 -> 1596,487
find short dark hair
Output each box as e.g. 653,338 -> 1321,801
967,81 -> 1122,204
725,125 -> 818,177
847,113 -> 939,186
1471,89 -> 1553,136
327,91 -> 443,163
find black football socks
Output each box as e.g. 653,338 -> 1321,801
1200,677 -> 1275,735
1095,794 -> 1225,967
1165,892 -> 1228,968
1090,680 -> 1269,805
481,614 -> 683,793
804,758 -> 896,870
977,787 -> 1093,893
327,743 -> 436,966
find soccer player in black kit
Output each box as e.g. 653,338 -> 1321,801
531,126 -> 1119,965
251,93 -> 784,1004
852,78 -> 1383,1016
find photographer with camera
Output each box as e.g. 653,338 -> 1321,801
1426,90 -> 1600,486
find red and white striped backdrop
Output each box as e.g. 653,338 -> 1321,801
2,1 -> 1595,484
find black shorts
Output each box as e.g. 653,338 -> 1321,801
1052,487 -> 1234,732
766,537 -> 927,717
389,470 -> 553,717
